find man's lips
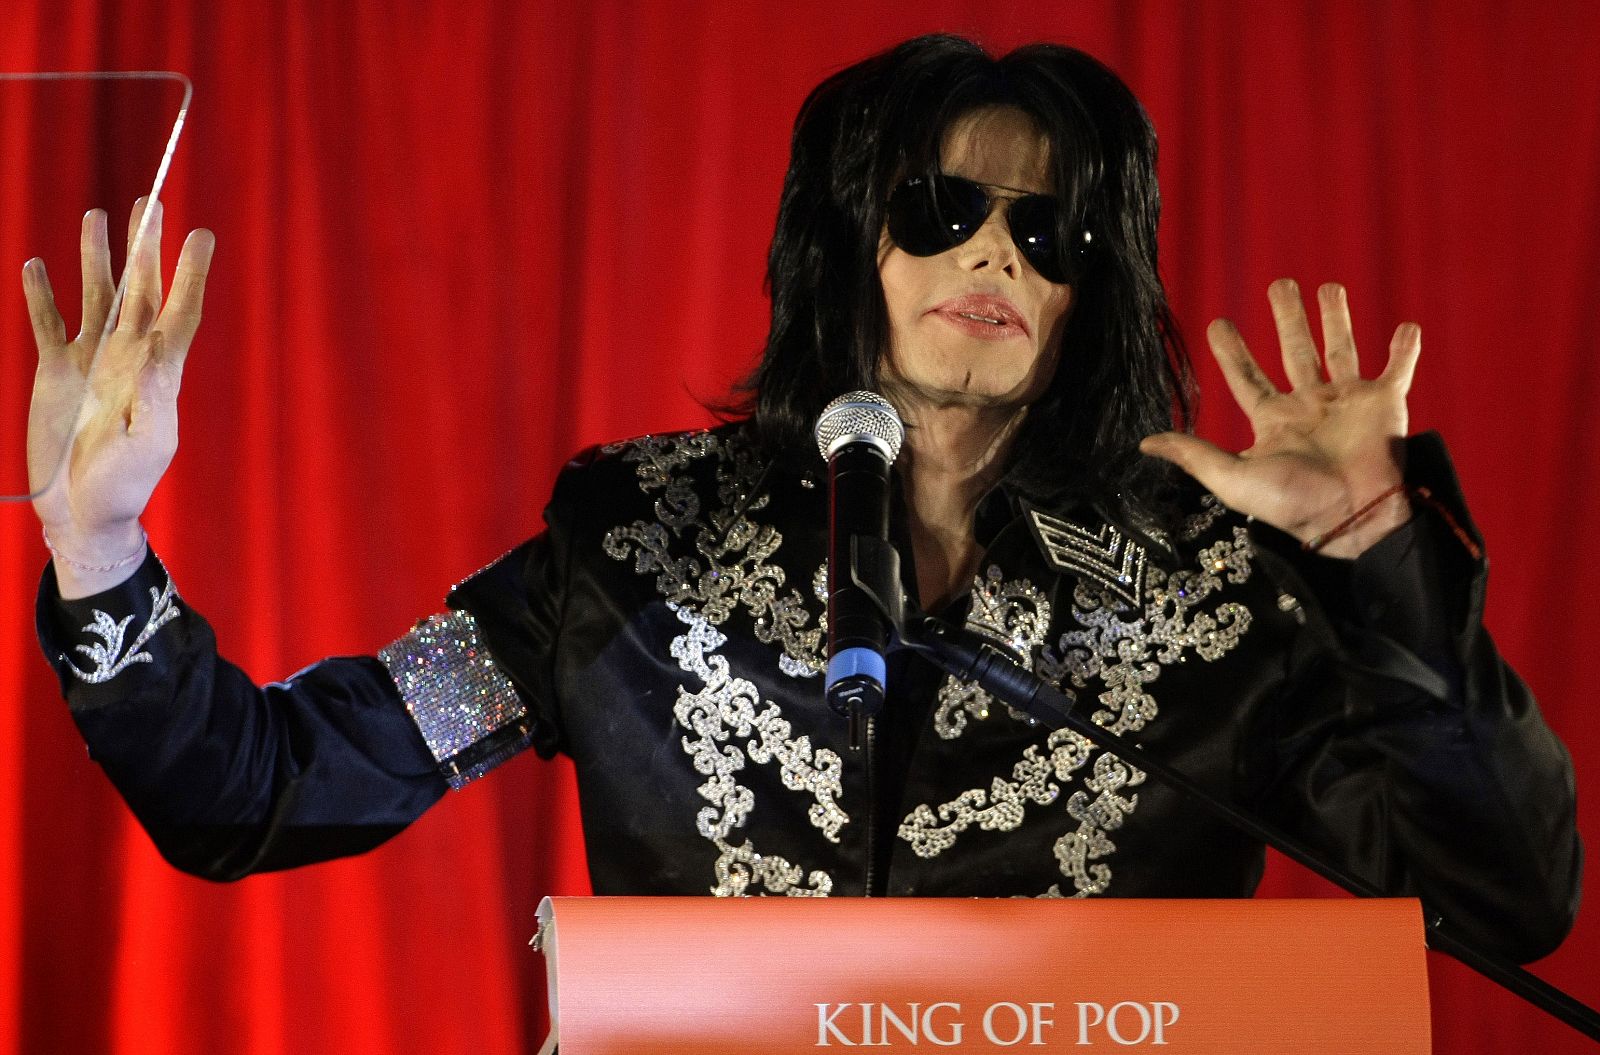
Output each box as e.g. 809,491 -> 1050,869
928,294 -> 1029,337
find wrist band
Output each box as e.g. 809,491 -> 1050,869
1301,484 -> 1483,560
1407,485 -> 1484,561
1302,483 -> 1407,552
42,525 -> 148,573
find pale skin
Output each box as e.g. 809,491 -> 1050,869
26,116 -> 1415,611
1141,283 -> 1417,561
883,278 -> 1418,611
24,200 -> 214,599
877,107 -> 1074,609
875,107 -> 1418,610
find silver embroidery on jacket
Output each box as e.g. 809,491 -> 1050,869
1179,494 -> 1226,541
379,610 -> 529,789
671,604 -> 838,895
899,728 -> 1093,858
602,431 -> 839,895
1028,511 -> 1149,609
903,499 -> 1256,897
1043,525 -> 1254,734
1047,750 -> 1148,896
603,432 -> 827,677
67,577 -> 181,684
933,567 -> 1053,740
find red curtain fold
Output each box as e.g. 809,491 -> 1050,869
2,2 -> 1597,1052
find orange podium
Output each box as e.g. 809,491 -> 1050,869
532,896 -> 1430,1053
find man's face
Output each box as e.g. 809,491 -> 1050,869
876,106 -> 1075,413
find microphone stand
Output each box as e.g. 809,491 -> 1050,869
844,535 -> 1600,1045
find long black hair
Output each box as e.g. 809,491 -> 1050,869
737,33 -> 1192,518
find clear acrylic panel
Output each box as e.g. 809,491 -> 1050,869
0,71 -> 191,501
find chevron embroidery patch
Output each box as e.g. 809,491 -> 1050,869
1026,508 -> 1149,609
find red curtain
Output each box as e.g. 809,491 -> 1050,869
2,2 -> 1597,1051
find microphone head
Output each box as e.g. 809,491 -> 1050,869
814,391 -> 905,464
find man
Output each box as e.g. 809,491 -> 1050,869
25,35 -> 1579,963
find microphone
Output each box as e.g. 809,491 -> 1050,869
814,391 -> 905,741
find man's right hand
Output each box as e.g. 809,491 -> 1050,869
23,199 -> 214,598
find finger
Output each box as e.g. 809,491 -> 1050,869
1140,432 -> 1248,502
117,197 -> 163,334
1267,278 -> 1323,389
1207,317 -> 1278,414
131,334 -> 181,447
152,229 -> 215,367
1378,322 -> 1422,393
78,209 -> 115,341
1318,283 -> 1360,382
21,258 -> 69,354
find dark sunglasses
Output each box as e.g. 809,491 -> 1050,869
885,174 -> 1090,284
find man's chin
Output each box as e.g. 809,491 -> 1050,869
881,371 -> 1037,408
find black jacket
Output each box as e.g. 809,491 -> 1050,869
38,426 -> 1582,963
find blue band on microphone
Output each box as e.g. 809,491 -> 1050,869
826,648 -> 887,691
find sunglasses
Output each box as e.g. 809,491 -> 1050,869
885,173 -> 1090,284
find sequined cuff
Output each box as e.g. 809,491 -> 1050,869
378,610 -> 533,789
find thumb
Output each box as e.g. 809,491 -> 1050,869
1140,432 -> 1243,494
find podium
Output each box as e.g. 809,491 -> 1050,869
533,896 -> 1431,1053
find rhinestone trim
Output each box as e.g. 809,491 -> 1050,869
905,497 -> 1257,896
65,576 -> 180,685
379,610 -> 530,789
603,430 -> 840,894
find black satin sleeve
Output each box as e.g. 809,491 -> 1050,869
1241,432 -> 1582,963
37,552 -> 448,881
444,447 -> 597,762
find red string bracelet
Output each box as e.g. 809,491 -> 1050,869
1302,483 -> 1407,552
1301,483 -> 1483,561
1409,486 -> 1484,561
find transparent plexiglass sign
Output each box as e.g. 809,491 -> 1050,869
0,71 -> 191,502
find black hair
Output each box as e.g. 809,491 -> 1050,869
735,33 -> 1193,520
